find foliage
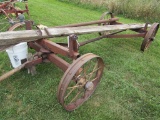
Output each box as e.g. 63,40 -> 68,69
59,0 -> 160,23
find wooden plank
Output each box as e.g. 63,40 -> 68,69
46,24 -> 148,36
0,30 -> 48,46
0,24 -> 148,47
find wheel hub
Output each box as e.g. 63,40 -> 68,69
85,81 -> 94,91
77,78 -> 94,91
77,78 -> 86,86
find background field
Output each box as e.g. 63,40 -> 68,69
0,0 -> 160,120
60,0 -> 160,22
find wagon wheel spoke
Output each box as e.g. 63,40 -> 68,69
74,59 -> 92,81
88,59 -> 99,81
70,89 -> 85,103
58,53 -> 104,111
91,77 -> 98,82
67,85 -> 79,89
84,66 -> 102,81
82,59 -> 92,79
83,65 -> 87,78
65,81 -> 85,100
64,84 -> 78,100
77,59 -> 100,82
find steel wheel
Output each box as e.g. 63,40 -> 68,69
100,12 -> 114,21
8,22 -> 25,31
98,12 -> 113,35
141,23 -> 159,51
58,53 -> 104,111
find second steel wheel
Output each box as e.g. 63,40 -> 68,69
57,53 -> 104,111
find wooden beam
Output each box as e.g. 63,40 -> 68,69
0,24 -> 148,48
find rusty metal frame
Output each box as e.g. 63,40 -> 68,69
27,36 -> 79,72
0,0 -> 29,20
1,12 -> 159,111
24,15 -> 150,72
54,18 -> 119,28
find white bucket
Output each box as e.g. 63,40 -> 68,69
6,42 -> 28,68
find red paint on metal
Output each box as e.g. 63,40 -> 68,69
48,54 -> 70,72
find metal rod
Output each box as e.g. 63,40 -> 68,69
79,30 -> 126,46
47,54 -> 70,72
0,61 -> 28,82
106,33 -> 145,38
54,18 -> 119,28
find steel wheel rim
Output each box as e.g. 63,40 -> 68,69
100,12 -> 113,21
8,22 -> 25,31
58,53 -> 104,111
98,12 -> 113,36
141,23 -> 159,51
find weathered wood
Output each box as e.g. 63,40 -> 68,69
0,24 -> 148,49
0,61 -> 27,82
0,45 -> 11,51
46,24 -> 148,36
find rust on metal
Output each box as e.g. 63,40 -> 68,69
57,53 -> 104,111
37,39 -> 80,59
54,18 -> 119,28
79,30 -> 126,46
68,34 -> 79,59
0,11 -> 159,112
28,42 -> 50,53
25,20 -> 33,30
25,57 -> 43,68
0,0 -> 29,19
38,39 -> 70,56
106,33 -> 145,38
141,23 -> 159,51
47,54 -> 70,72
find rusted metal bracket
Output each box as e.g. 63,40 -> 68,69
68,34 -> 80,59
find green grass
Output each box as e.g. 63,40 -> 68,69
0,0 -> 160,119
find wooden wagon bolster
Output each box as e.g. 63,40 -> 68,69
0,23 -> 150,47
45,24 -> 150,36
